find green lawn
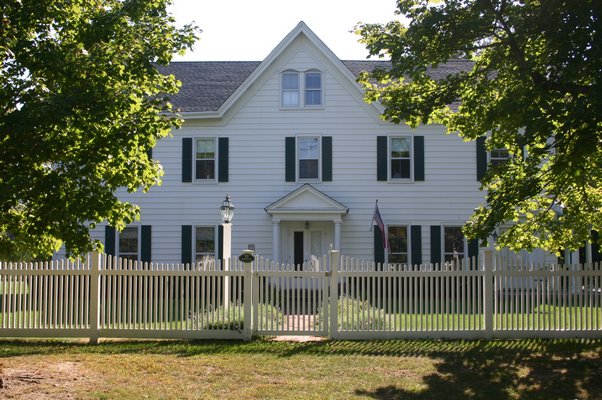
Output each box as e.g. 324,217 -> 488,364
0,338 -> 600,399
1,299 -> 600,332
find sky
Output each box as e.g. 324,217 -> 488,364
168,0 -> 401,61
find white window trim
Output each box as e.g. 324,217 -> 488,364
388,135 -> 414,182
117,225 -> 141,262
194,136 -> 218,183
280,69 -> 324,110
296,135 -> 322,182
385,224 -> 411,266
193,225 -> 218,263
441,225 -> 467,265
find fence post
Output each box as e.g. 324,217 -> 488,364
241,251 -> 254,341
329,250 -> 340,339
89,251 -> 102,344
482,249 -> 494,339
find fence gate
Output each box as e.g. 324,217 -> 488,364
250,255 -> 330,337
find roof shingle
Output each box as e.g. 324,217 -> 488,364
158,59 -> 473,113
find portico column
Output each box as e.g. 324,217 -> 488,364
334,221 -> 341,252
272,220 -> 280,262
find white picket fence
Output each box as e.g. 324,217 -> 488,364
0,250 -> 600,340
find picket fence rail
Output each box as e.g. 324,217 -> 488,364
0,250 -> 600,341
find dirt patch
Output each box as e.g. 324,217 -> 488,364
0,361 -> 89,399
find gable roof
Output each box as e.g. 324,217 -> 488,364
157,22 -> 474,116
265,184 -> 349,220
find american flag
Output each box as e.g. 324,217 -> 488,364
372,201 -> 390,252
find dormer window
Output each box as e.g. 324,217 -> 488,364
281,70 -> 323,108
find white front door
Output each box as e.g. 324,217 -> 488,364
283,222 -> 331,269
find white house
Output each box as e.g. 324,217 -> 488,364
90,22 -> 574,268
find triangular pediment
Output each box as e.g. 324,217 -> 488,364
265,184 -> 348,220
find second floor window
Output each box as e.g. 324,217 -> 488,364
390,137 -> 412,180
196,138 -> 216,180
298,136 -> 320,180
490,148 -> 510,167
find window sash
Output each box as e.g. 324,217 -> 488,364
195,138 -> 216,180
119,227 -> 138,261
305,72 -> 322,106
443,226 -> 464,263
389,137 -> 412,179
388,226 -> 408,265
195,226 -> 215,262
490,148 -> 510,167
298,137 -> 320,180
282,72 -> 300,107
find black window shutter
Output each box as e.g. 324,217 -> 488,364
285,137 -> 296,182
218,137 -> 229,182
146,148 -> 153,160
182,138 -> 192,183
218,225 -> 224,262
105,226 -> 116,257
411,225 -> 422,266
322,136 -> 332,181
377,136 -> 388,181
430,225 -> 441,265
413,136 -> 425,181
181,225 -> 192,265
468,238 -> 479,268
476,136 -> 487,181
374,226 -> 385,265
141,225 -> 152,263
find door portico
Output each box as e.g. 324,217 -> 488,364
265,184 -> 348,264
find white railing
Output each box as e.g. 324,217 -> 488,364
0,251 -> 600,340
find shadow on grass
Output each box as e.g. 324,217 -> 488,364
0,338 -> 600,399
352,339 -> 602,399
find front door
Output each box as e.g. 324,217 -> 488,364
284,222 -> 330,269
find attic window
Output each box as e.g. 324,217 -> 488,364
282,71 -> 300,107
281,70 -> 322,108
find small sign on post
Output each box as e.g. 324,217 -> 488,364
239,250 -> 256,263
240,250 -> 255,340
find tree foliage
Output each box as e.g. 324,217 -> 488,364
0,0 -> 198,259
357,0 -> 602,253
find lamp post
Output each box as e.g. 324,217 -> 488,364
220,195 -> 235,309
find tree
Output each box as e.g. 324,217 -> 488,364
0,0 -> 198,259
356,0 -> 602,254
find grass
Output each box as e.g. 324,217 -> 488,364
1,298 -> 600,332
0,338 -> 600,399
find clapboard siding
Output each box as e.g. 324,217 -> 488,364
83,29 -> 499,264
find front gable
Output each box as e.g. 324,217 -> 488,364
180,21 -> 385,121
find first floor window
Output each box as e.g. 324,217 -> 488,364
388,226 -> 408,265
443,226 -> 464,264
195,226 -> 215,262
298,136 -> 320,180
195,138 -> 216,180
119,226 -> 138,261
390,137 -> 411,179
